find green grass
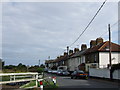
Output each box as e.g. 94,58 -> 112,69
1,75 -> 33,82
1,76 -> 10,81
20,80 -> 36,88
20,80 -> 58,89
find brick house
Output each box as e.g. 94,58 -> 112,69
85,38 -> 120,71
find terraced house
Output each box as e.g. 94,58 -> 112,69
45,37 -> 120,72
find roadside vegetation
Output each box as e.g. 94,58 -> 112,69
2,63 -> 45,73
20,80 -> 58,89
1,63 -> 45,82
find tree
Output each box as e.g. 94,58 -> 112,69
17,63 -> 27,72
40,64 -> 45,68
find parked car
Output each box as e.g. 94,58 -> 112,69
71,70 -> 88,79
57,69 -> 63,75
47,69 -> 52,73
62,70 -> 70,76
44,68 -> 48,72
51,70 -> 57,74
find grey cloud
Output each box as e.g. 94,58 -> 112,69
2,2 -> 118,65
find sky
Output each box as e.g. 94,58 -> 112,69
1,1 -> 119,65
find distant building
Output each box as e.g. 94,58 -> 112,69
45,37 -> 120,72
0,59 -> 5,72
85,40 -> 120,71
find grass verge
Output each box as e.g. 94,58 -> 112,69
20,80 -> 58,89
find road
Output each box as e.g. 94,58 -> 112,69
45,73 -> 120,89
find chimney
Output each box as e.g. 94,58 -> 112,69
90,40 -> 96,48
74,48 -> 79,53
96,37 -> 103,45
60,55 -> 64,58
69,50 -> 73,55
81,44 -> 87,51
64,52 -> 68,56
57,56 -> 60,59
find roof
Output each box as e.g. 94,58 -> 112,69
85,41 -> 120,54
71,50 -> 87,58
54,55 -> 68,63
53,53 -> 75,63
45,41 -> 120,63
45,60 -> 55,64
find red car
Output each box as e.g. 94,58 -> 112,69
71,70 -> 88,79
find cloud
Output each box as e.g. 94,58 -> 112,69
2,2 -> 118,65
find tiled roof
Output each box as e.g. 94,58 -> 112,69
71,49 -> 87,58
53,53 -> 75,62
45,60 -> 55,64
54,55 -> 68,62
45,41 -> 120,63
85,41 -> 120,54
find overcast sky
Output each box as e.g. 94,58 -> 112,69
1,1 -> 118,65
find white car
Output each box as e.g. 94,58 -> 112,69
47,69 -> 52,73
51,70 -> 57,74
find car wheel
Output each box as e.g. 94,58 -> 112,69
71,76 -> 73,79
85,76 -> 88,80
75,76 -> 77,79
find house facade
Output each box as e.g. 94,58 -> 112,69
45,37 -> 120,73
85,38 -> 120,71
67,47 -> 86,72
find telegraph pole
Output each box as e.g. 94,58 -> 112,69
39,59 -> 40,67
108,24 -> 112,68
108,24 -> 112,80
67,46 -> 69,55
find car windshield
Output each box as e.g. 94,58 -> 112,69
77,71 -> 84,73
58,70 -> 63,72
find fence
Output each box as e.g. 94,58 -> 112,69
89,68 -> 120,80
0,72 -> 43,87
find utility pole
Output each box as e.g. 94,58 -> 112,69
67,46 -> 69,55
48,56 -> 50,60
108,24 -> 112,68
108,24 -> 112,80
39,59 -> 40,67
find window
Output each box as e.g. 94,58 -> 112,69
95,54 -> 96,62
63,61 -> 64,65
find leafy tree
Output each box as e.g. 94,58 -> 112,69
40,64 -> 45,68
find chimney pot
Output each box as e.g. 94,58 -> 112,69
96,37 -> 103,45
90,40 -> 96,48
81,44 -> 87,51
69,50 -> 73,55
74,48 -> 79,53
64,52 -> 68,56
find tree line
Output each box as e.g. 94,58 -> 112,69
3,63 -> 45,73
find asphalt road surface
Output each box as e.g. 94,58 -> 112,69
45,73 -> 120,89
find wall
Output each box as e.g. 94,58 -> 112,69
68,57 -> 80,71
89,68 -> 110,78
85,52 -> 99,63
68,55 -> 86,72
99,52 -> 120,68
113,70 -> 120,80
89,68 -> 120,80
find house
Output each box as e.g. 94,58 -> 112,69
45,59 -> 55,69
45,37 -> 120,73
53,53 -> 69,70
0,59 -> 4,73
67,44 -> 88,72
85,38 -> 120,71
45,53 -> 69,70
67,37 -> 120,72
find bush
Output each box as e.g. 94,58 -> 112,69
37,68 -> 44,73
111,63 -> 120,73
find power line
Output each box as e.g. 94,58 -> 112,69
57,20 -> 119,56
100,19 -> 120,37
69,0 -> 107,47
